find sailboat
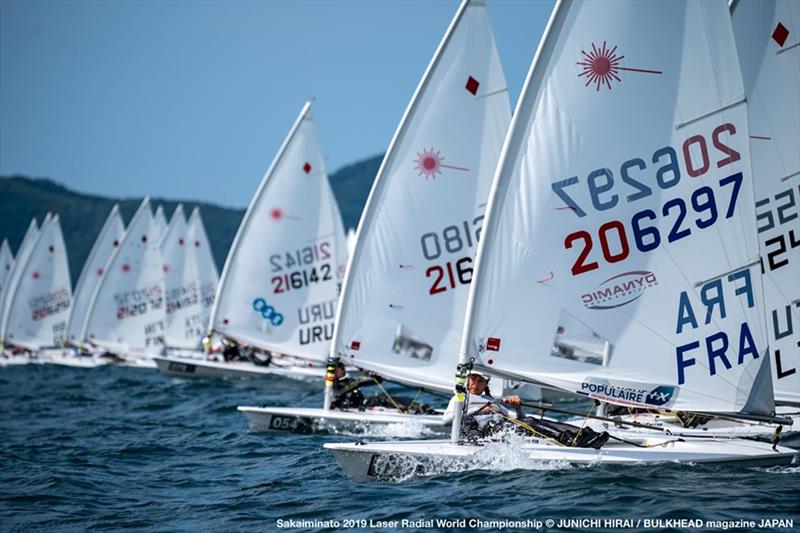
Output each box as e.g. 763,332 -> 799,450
325,0 -> 797,479
187,207 -> 219,343
154,101 -> 347,381
600,0 -> 800,444
239,0 -> 512,432
44,205 -> 126,367
0,214 -> 71,358
81,198 -> 165,367
0,218 -> 40,362
153,205 -> 167,239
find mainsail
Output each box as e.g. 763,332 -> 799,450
731,0 -> 800,406
186,207 -> 218,332
461,0 -> 771,415
208,102 -> 346,361
66,205 -> 125,346
161,205 -> 194,348
1,218 -> 41,342
82,199 -> 165,355
331,0 -> 511,394
153,205 -> 167,239
2,215 -> 72,350
0,239 -> 13,297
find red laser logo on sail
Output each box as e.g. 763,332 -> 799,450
269,207 -> 300,222
577,41 -> 662,91
414,148 -> 469,179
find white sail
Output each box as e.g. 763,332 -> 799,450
209,102 -> 346,361
187,207 -> 219,331
82,199 -> 165,355
0,239 -> 14,310
462,0 -> 771,415
331,0 -> 511,394
153,205 -> 167,239
66,205 -> 125,346
0,218 -> 41,342
345,229 -> 356,258
3,215 -> 72,350
731,0 -> 800,406
161,204 -> 206,349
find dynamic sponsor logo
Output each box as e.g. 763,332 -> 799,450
581,270 -> 658,310
252,297 -> 284,327
577,378 -> 678,408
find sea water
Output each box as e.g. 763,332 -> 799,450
1,364 -> 798,531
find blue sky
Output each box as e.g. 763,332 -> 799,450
1,0 -> 554,208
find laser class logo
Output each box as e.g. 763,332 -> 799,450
577,41 -> 662,91
252,297 -> 284,327
414,148 -> 470,179
582,271 -> 658,310
578,378 -> 678,408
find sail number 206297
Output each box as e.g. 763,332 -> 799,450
553,123 -> 746,276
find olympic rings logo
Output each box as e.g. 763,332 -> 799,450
252,297 -> 284,327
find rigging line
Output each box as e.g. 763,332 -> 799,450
372,376 -> 405,413
406,388 -> 422,412
776,41 -> 800,54
570,401 -> 596,447
488,407 -> 565,447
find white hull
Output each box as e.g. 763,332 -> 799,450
325,437 -> 798,482
153,355 -> 325,382
238,406 -> 445,434
42,354 -> 111,368
0,352 -> 32,366
588,409 -> 800,447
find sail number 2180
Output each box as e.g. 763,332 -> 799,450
421,217 -> 482,295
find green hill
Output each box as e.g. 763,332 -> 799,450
0,154 -> 381,284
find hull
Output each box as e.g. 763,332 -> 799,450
0,352 -> 32,366
42,353 -> 111,368
153,355 -> 325,382
238,406 -> 445,434
325,437 -> 798,482
590,409 -> 800,448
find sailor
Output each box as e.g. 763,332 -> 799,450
221,338 -> 241,362
331,362 -> 369,409
441,371 -> 521,430
331,362 -> 436,413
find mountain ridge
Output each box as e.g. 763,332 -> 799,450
0,154 -> 382,284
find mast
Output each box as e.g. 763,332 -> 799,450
452,0 -> 566,443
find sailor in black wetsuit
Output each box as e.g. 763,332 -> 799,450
330,362 -> 435,413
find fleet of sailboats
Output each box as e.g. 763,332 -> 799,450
1,0 -> 798,481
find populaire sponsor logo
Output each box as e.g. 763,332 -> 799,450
581,270 -> 658,310
577,379 -> 677,408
